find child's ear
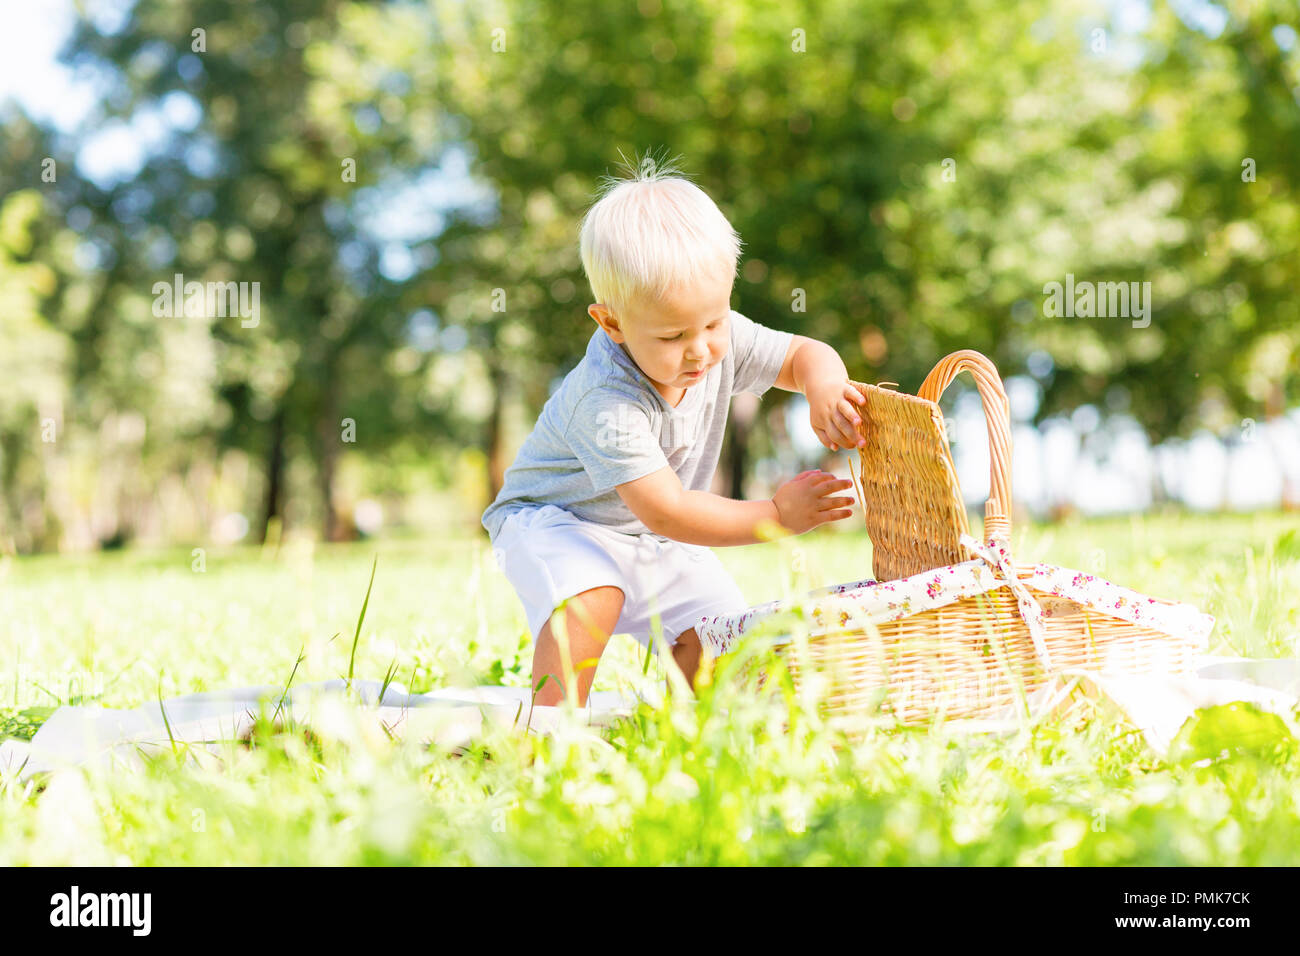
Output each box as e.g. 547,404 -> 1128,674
589,304 -> 625,342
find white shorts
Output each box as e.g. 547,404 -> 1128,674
491,504 -> 749,650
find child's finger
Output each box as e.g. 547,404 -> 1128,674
817,482 -> 853,502
831,412 -> 859,447
839,398 -> 862,426
837,401 -> 865,446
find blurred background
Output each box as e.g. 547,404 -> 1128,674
0,0 -> 1297,555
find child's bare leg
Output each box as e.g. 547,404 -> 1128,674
666,627 -> 706,696
530,585 -> 624,708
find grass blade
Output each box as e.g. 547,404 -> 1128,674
346,555 -> 379,691
156,672 -> 179,760
526,674 -> 556,734
378,656 -> 400,708
273,644 -> 306,724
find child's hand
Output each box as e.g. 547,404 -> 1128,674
772,470 -> 856,534
807,380 -> 867,451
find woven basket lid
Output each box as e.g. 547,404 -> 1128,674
853,350 -> 1013,582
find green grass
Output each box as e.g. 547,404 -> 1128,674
1,510 -> 1298,864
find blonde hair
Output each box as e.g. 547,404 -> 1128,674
579,149 -> 743,319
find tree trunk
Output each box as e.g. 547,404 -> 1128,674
485,362 -> 509,504
317,368 -> 344,542
727,392 -> 760,499
318,431 -> 341,542
260,407 -> 286,543
0,434 -> 22,553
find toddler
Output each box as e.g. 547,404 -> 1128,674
481,156 -> 867,707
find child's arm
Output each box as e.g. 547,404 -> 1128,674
773,335 -> 868,452
616,464 -> 854,548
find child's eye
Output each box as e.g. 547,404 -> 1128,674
660,321 -> 719,342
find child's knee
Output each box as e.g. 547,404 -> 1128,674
564,585 -> 626,637
674,628 -> 701,649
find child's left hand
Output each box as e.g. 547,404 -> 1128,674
807,380 -> 867,451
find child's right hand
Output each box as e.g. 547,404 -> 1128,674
771,470 -> 856,534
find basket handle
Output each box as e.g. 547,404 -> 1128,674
916,350 -> 1013,540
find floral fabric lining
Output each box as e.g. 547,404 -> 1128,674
696,535 -> 1216,660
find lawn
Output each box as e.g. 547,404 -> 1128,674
2,510 -> 1298,865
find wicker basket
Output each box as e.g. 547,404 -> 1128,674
697,350 -> 1214,725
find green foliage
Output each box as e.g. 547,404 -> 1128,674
4,0 -> 1295,552
0,706 -> 57,743
412,0 -> 1300,440
3,0 -> 468,550
1169,701 -> 1297,766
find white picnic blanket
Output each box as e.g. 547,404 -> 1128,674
2,658 -> 1297,783
0,681 -> 641,784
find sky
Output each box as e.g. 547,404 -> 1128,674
0,0 -> 99,132
3,0 -> 1297,516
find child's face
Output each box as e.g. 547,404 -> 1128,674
590,269 -> 733,396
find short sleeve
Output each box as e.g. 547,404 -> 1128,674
730,310 -> 795,397
566,391 -> 670,496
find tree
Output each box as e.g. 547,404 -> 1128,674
58,0 -> 461,542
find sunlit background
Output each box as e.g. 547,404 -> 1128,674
1,0 -> 1297,554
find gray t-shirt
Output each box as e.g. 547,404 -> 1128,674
481,309 -> 794,542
